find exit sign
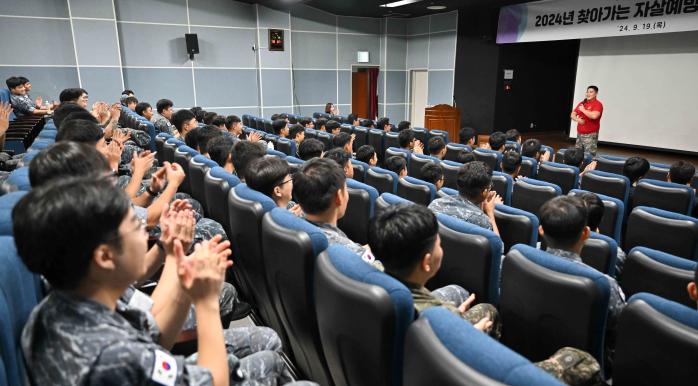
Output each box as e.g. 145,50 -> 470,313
269,29 -> 284,51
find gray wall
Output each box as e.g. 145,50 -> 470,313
0,0 -> 456,122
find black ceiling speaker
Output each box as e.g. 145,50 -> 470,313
185,33 -> 199,60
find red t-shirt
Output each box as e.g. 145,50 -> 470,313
574,99 -> 603,135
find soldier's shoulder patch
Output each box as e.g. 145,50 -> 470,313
151,349 -> 177,386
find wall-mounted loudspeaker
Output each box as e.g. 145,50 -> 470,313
185,33 -> 199,60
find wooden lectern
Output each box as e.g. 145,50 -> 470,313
425,104 -> 461,141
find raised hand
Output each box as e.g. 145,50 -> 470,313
0,102 -> 13,137
458,293 -> 476,314
176,235 -> 232,303
111,129 -> 131,146
165,161 -> 186,187
413,139 -> 424,155
131,150 -> 155,175
248,132 -> 262,142
160,204 -> 196,255
149,164 -> 168,193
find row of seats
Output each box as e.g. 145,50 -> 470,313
0,88 -> 46,154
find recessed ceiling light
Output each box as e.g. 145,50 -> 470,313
427,5 -> 446,10
380,0 -> 423,8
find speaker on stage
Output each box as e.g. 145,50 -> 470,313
185,33 -> 199,60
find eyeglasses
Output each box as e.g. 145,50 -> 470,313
277,177 -> 293,187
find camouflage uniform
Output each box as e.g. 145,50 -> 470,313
428,194 -> 492,231
9,94 -> 36,117
535,347 -> 604,386
308,221 -> 384,271
575,133 -> 598,157
152,113 -> 176,135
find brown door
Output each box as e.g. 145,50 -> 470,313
352,71 -> 369,119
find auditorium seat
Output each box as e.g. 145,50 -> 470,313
385,147 -> 411,169
263,119 -> 273,133
154,132 -> 172,166
337,179 -> 378,245
350,159 -> 369,182
436,187 -> 458,199
261,208 -> 333,385
518,156 -> 538,178
443,143 -> 470,162
188,155 -> 219,215
315,245 -> 414,386
352,126 -> 368,152
396,176 -> 436,205
404,307 -> 564,386
500,244 -> 610,367
275,137 -> 296,157
569,189 -> 625,244
285,156 -> 304,174
494,204 -> 539,252
620,247 -> 697,308
511,177 -> 562,218
644,162 -> 670,181
536,161 -> 579,194
264,134 -> 279,149
595,155 -> 626,175
6,167 -> 32,191
580,232 -> 618,276
625,206 -> 698,261
473,148 -> 502,171
365,167 -> 399,195
317,131 -> 333,150
408,153 -> 439,180
505,140 -> 522,152
411,127 -> 428,146
429,129 -> 449,143
440,160 -> 462,190
0,192 -> 27,236
266,148 -> 287,158
375,193 -> 410,214
554,148 -> 592,167
384,132 -> 400,154
304,127 -> 317,140
491,171 -> 513,206
613,293 -> 698,386
340,123 -> 352,134
580,170 -> 631,206
368,129 -> 385,161
203,167 -> 240,237
242,114 -> 251,127
173,145 -> 198,194
427,214 -> 504,304
631,179 -> 695,215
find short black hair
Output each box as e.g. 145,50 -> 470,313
346,113 -> 357,124
355,145 -> 376,164
315,117 -> 328,130
521,138 -> 542,158
563,148 -> 584,168
59,88 -> 87,103
360,119 -> 374,128
576,191 -> 604,231
457,161 -> 492,199
18,76 -> 30,85
385,156 -> 407,175
156,99 -> 174,114
489,132 -> 506,150
197,125 -> 224,154
55,119 -> 104,145
246,156 -> 291,198
333,132 -> 352,148
368,204 -> 439,278
231,141 -> 266,181
270,113 -> 280,121
588,85 -> 599,93
324,148 -> 351,170
325,120 -> 341,133
540,196 -> 588,249
135,102 -> 151,116
29,142 -> 109,188
398,129 -> 414,148
225,115 -> 241,130
397,121 -> 411,131
288,115 -> 298,124
623,156 -> 650,184
294,158 -> 346,214
505,129 -> 521,142
272,119 -> 287,135
299,117 -> 313,127
184,126 -> 201,149
122,96 -> 138,106
298,138 -> 324,161
669,161 -> 696,185
52,103 -> 88,129
376,117 -> 390,130
172,109 -> 196,133
5,76 -> 23,89
13,176 -> 130,290
459,127 -> 476,145
501,150 -> 522,174
456,150 -> 475,165
289,124 -> 305,140
428,136 -> 446,156
202,111 -> 217,125
207,135 -> 235,167
421,163 -> 444,185
278,113 -> 288,120
62,110 -> 99,126
193,107 -> 206,123
211,115 -> 226,127
121,89 -> 134,96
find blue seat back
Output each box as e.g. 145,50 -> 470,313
625,206 -> 698,260
519,156 -> 538,178
6,168 -> 31,191
396,176 -> 436,206
375,192 -> 411,213
633,179 -> 695,215
408,153 -> 438,180
0,192 -> 27,236
337,179 -> 379,245
511,177 -> 561,217
537,161 -> 580,194
569,189 -> 625,244
581,232 -> 618,276
491,171 -> 513,205
443,143 -> 470,163
596,155 -> 626,175
440,160 -> 462,190
350,159 -> 369,182
365,166 -> 399,195
429,129 -> 449,143
580,170 -> 631,206
203,166 -> 240,236
494,204 -> 538,252
473,148 -> 502,171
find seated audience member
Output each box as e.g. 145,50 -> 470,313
298,138 -> 324,161
315,117 -> 328,132
121,88 -> 135,97
563,147 -> 585,169
359,118 -> 375,129
398,129 -> 423,154
195,125 -> 225,157
427,136 -> 447,160
668,160 -> 695,186
376,117 -> 391,133
6,76 -> 52,117
122,96 -> 138,111
459,127 -> 476,147
324,148 -> 354,178
211,115 -> 226,131
421,163 -> 444,190
203,111 -> 217,125
385,155 -> 408,178
289,124 -> 305,150
172,109 -> 199,140
246,156 -> 302,215
332,132 -> 354,154
231,141 -> 266,182
294,158 -> 379,268
225,115 -> 243,138
299,116 -> 314,129
355,144 -> 378,166
539,195 -> 625,329
52,102 -> 90,130
135,102 -> 153,120
208,136 -> 236,173
17,76 -> 45,109
191,107 -> 206,123
575,191 -> 627,275
428,162 -> 502,235
325,102 -> 338,116
346,113 -> 359,126
58,87 -> 89,109
14,177 -> 298,386
501,149 -> 522,179
288,115 -> 298,125
152,99 -> 176,135
272,119 -> 289,138
505,129 -> 522,144
270,113 -> 280,121
397,121 -> 411,132
325,120 -> 341,136
623,156 -> 650,203
488,131 -> 507,152
456,150 -> 475,165
521,138 -> 551,163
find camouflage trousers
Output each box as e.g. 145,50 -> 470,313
575,133 -> 598,156
535,347 -> 603,386
432,284 -> 502,339
182,282 -> 239,330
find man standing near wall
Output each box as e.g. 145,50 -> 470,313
571,85 -> 603,156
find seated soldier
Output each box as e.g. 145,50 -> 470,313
346,113 -> 359,126
456,150 -> 475,165
298,138 -> 324,161
289,124 -> 305,153
668,160 -> 695,186
151,98 -> 176,135
427,136 -> 446,160
359,118 -> 374,129
355,144 -> 377,166
315,117 -> 328,132
376,117 -> 391,133
172,108 -> 199,140
501,149 -> 522,179
208,136 -> 236,173
505,129 -> 522,144
398,129 -> 423,154
272,119 -> 289,138
429,162 -> 502,235
324,148 -> 354,179
332,132 -> 354,154
211,115 -> 227,131
135,102 -> 153,121
230,141 -> 266,182
325,120 -> 341,136
488,131 -> 506,152
459,127 -> 476,147
421,163 -> 444,190
521,138 -> 551,164
6,76 -> 52,117
384,156 -> 408,178
246,156 -> 302,216
622,156 -> 650,205
299,116 -> 315,129
397,120 -> 411,132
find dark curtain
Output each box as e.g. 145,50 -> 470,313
368,68 -> 379,119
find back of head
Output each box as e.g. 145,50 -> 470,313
272,119 -> 287,135
211,115 -> 226,128
505,129 -> 521,142
294,158 -> 346,214
289,124 -> 305,140
332,132 -> 352,148
5,76 -> 22,90
376,117 -> 390,130
457,161 -> 492,200
13,176 -> 130,290
207,135 -> 235,167
346,114 -> 357,125
172,109 -> 196,133
203,111 -> 217,125
563,147 -> 584,168
428,136 -> 446,155
62,111 -> 99,127
488,132 -> 506,151
58,88 -> 86,103
385,156 -> 407,175
184,126 -> 201,149
539,196 -> 588,250
288,115 -> 298,124
135,102 -> 151,116
316,117 -> 328,130
299,117 -> 313,127
421,163 -> 444,185
459,127 -> 476,145
245,156 -> 291,198
270,113 -> 279,121
521,138 -> 542,158
53,103 -> 88,129
398,121 -> 411,131
197,125 -> 224,154
121,89 -> 134,96
29,142 -> 109,188
360,118 -> 374,128
501,150 -> 522,174
398,129 -> 414,148
225,115 -> 241,130
55,119 -> 103,145
156,98 -> 173,114
368,204 -> 438,278
298,138 -> 324,161
231,141 -> 266,180
324,148 -> 351,170
457,150 -> 475,165
576,191 -> 604,230
669,160 -> 696,185
325,120 -> 341,133
355,144 -> 376,164
623,156 -> 650,184
122,96 -> 138,107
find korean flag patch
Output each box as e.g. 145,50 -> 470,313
151,349 -> 178,386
